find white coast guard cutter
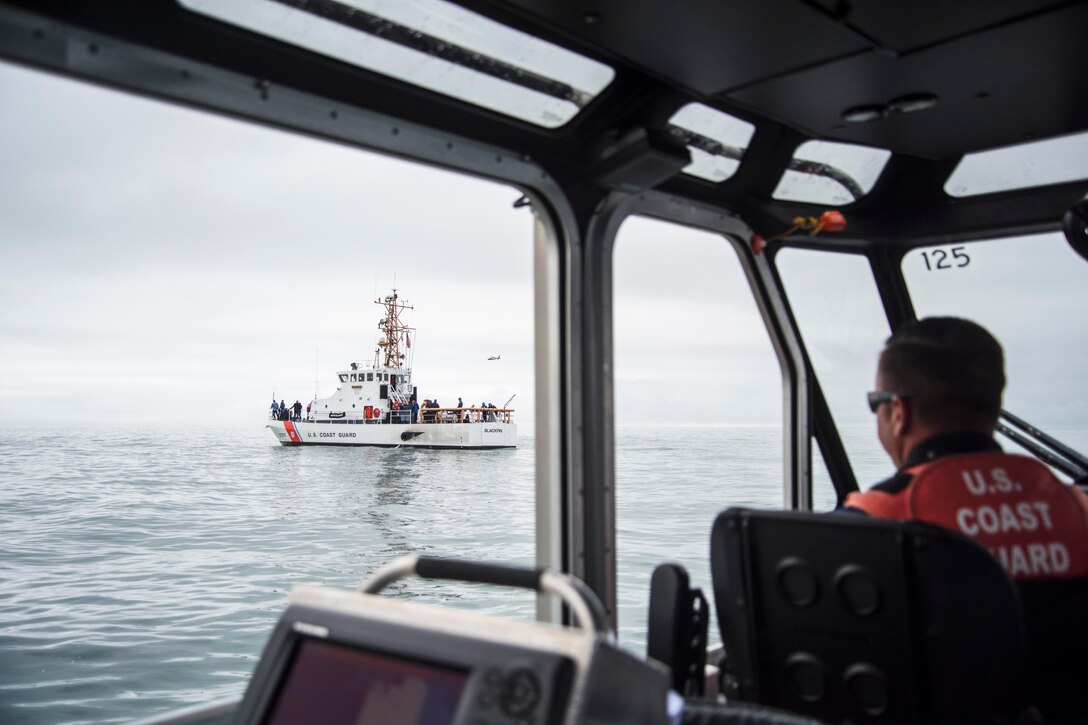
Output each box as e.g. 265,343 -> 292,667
267,290 -> 516,449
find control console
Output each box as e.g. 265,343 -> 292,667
232,556 -> 669,725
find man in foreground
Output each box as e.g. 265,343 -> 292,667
845,316 -> 1088,722
845,317 -> 1088,573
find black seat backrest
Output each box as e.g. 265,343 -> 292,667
710,508 -> 1027,724
1018,577 -> 1088,724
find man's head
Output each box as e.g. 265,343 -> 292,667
873,317 -> 1005,466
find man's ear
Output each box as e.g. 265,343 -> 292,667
892,396 -> 911,437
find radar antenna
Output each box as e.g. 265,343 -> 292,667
373,288 -> 414,368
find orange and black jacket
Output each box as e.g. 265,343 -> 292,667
845,432 -> 1088,581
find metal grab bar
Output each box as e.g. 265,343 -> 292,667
997,414 -> 1087,481
1000,410 -> 1088,472
362,554 -> 608,635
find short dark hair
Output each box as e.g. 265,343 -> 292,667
879,317 -> 1004,430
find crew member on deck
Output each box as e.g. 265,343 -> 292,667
845,316 -> 1088,723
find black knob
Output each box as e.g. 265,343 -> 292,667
500,668 -> 541,717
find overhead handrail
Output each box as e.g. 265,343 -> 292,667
269,0 -> 595,107
667,126 -> 866,201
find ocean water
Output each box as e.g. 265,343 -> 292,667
1,424 -> 1084,723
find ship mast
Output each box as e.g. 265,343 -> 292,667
373,289 -> 414,369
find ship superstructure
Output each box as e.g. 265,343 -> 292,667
307,290 -> 416,425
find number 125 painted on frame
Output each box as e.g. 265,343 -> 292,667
920,246 -> 971,271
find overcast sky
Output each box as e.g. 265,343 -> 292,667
1,60 -> 1085,436
0,62 -> 536,427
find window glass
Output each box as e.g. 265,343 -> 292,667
945,131 -> 1088,197
339,374 -> 348,382
776,249 -> 893,497
667,103 -> 756,183
180,0 -> 614,128
903,233 -> 1088,472
0,60 -> 535,721
812,442 -> 834,510
613,217 -> 782,649
773,140 -> 892,205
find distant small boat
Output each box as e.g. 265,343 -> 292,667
267,290 -> 516,449
488,355 -> 501,360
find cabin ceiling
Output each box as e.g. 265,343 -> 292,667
1,0 -> 1086,245
485,0 -> 1088,159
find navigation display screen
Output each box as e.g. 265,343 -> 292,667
266,638 -> 469,724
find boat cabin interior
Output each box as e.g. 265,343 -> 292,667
3,1 -> 1087,723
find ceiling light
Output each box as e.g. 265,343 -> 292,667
841,104 -> 886,123
888,93 -> 938,114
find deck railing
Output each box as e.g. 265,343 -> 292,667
273,407 -> 514,424
418,407 -> 514,424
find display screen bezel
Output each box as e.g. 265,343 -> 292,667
264,635 -> 471,724
234,601 -> 578,725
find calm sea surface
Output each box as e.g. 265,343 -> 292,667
1,424 -> 1084,723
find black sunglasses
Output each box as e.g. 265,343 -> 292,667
866,391 -> 912,413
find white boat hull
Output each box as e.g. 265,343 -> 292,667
267,420 -> 517,449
